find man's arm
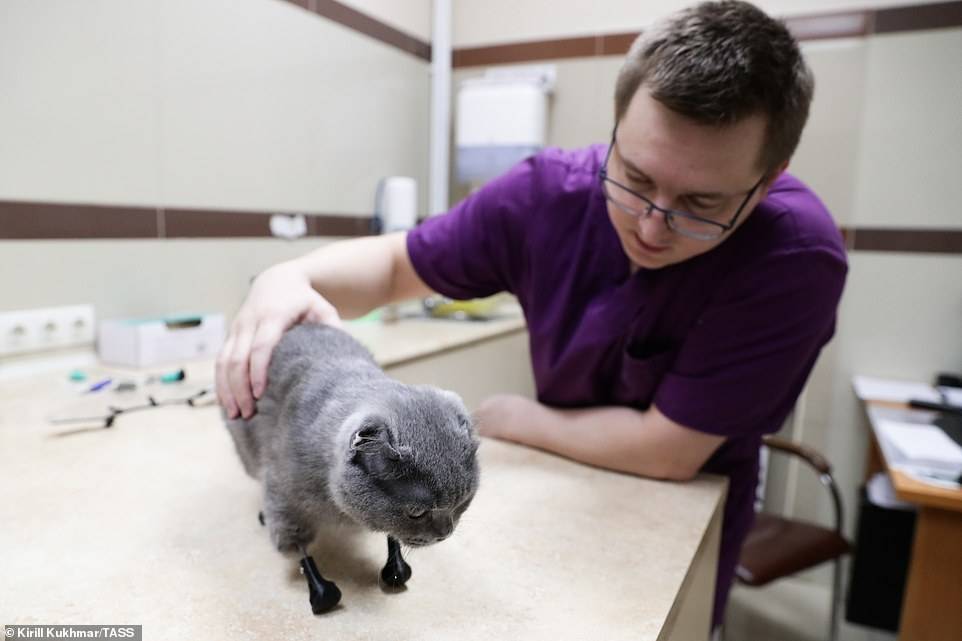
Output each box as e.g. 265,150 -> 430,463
475,394 -> 724,481
291,231 -> 433,319
218,232 -> 433,418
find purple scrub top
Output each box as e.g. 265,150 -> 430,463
407,145 -> 848,626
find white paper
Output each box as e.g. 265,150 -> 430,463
937,386 -> 962,408
853,375 -> 941,403
866,472 -> 916,511
876,418 -> 962,474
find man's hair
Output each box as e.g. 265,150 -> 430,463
614,0 -> 814,173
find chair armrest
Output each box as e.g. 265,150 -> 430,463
763,435 -> 832,475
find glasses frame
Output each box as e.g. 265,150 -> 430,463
49,387 -> 215,432
598,126 -> 766,241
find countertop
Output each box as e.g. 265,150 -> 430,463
0,316 -> 727,640
345,311 -> 526,368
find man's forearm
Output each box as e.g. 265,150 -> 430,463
480,396 -> 718,481
527,404 -> 691,480
289,232 -> 431,319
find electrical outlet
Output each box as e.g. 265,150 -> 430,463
0,305 -> 96,357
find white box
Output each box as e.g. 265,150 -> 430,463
97,313 -> 226,368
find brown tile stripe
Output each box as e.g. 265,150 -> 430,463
453,36 -> 599,68
164,209 -> 372,238
451,0 -> 962,67
3,200 -> 960,253
281,0 -> 431,61
783,10 -> 872,41
847,227 -> 962,253
0,201 -> 373,239
875,0 -> 962,33
599,33 -> 641,55
839,226 -> 855,252
0,201 -> 158,239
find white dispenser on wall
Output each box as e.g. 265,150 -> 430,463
373,176 -> 418,234
455,65 -> 555,184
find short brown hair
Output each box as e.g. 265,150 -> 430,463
614,0 -> 814,173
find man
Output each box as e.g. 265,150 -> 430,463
217,1 -> 847,629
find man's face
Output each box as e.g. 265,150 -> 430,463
605,88 -> 778,270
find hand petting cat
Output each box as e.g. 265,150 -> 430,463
217,261 -> 342,420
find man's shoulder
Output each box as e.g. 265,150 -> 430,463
525,144 -> 607,189
473,144 -> 604,212
742,172 -> 846,263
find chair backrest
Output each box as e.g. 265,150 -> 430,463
762,436 -> 846,534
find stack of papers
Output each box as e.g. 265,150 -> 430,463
875,418 -> 962,479
854,375 -> 962,409
853,376 -> 942,403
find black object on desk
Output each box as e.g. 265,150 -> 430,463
934,412 -> 962,448
907,398 -> 962,417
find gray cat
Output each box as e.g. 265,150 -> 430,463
225,323 -> 480,613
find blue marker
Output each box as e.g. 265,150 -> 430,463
86,378 -> 112,393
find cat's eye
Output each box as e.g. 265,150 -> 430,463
405,507 -> 428,519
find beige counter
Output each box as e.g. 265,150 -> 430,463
346,312 -> 527,368
0,316 -> 726,640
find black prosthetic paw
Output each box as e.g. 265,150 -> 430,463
300,555 -> 342,614
380,536 -> 412,588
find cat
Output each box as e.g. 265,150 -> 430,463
225,322 -> 480,609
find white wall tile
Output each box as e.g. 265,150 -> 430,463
0,0 -> 162,206
853,28 -> 962,228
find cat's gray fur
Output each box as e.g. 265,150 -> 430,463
226,323 -> 480,553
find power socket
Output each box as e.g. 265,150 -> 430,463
0,305 -> 96,357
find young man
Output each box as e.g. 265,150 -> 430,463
217,1 -> 847,628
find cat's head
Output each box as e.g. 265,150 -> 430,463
331,385 -> 480,547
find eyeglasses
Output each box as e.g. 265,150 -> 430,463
48,387 -> 215,435
598,126 -> 765,241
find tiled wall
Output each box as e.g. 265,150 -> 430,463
0,238 -> 334,322
0,0 -> 431,219
0,0 -> 431,318
791,26 -> 962,545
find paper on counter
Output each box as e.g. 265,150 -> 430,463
876,418 -> 962,475
938,386 -> 962,407
853,375 -> 941,403
866,472 -> 916,510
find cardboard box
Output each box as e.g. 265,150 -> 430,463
98,313 -> 226,368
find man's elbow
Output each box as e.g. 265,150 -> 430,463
650,459 -> 700,482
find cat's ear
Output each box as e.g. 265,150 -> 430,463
455,415 -> 481,455
350,418 -> 401,461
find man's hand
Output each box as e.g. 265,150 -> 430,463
216,262 -> 342,420
474,394 -> 540,443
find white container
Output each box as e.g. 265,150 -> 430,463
375,176 -> 418,232
455,66 -> 554,183
97,313 -> 226,368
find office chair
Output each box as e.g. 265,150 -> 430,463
734,436 -> 852,641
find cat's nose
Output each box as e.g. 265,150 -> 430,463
433,515 -> 454,540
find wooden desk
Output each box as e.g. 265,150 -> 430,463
861,401 -> 962,641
